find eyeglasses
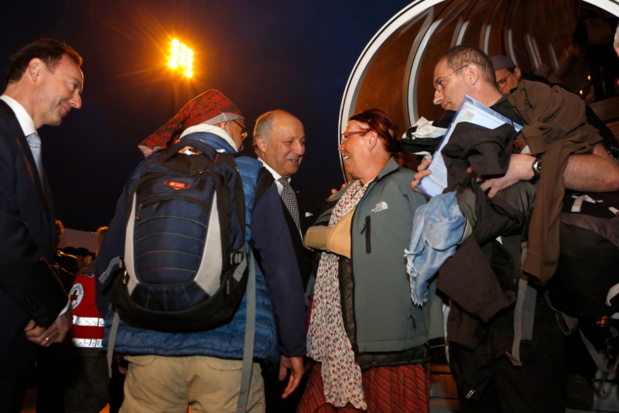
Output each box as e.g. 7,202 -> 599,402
232,119 -> 248,140
434,65 -> 468,91
341,129 -> 371,142
496,72 -> 513,89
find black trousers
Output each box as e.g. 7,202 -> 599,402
0,375 -> 30,413
453,296 -> 567,413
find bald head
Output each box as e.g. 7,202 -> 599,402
254,110 -> 305,179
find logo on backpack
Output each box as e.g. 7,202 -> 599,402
163,180 -> 191,191
111,138 -> 248,333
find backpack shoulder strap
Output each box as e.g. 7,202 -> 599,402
236,248 -> 256,413
579,328 -> 619,374
506,276 -> 537,366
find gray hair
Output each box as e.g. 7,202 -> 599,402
253,109 -> 295,145
253,110 -> 278,144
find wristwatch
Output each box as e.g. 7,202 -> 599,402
531,156 -> 542,181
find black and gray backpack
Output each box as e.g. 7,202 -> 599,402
111,137 -> 248,333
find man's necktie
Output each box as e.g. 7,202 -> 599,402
26,132 -> 43,182
279,177 -> 301,234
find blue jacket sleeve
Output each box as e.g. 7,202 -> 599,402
251,183 -> 307,357
95,187 -> 130,318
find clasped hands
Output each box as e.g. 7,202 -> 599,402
24,310 -> 72,347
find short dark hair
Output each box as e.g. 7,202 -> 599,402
6,38 -> 82,84
440,45 -> 496,86
349,108 -> 401,156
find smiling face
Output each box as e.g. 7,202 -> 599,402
32,54 -> 83,128
339,120 -> 374,182
432,59 -> 468,111
256,112 -> 305,179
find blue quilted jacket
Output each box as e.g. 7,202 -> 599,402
97,131 -> 306,363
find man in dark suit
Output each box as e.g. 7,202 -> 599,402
253,109 -> 320,412
0,38 -> 84,412
254,110 -> 320,292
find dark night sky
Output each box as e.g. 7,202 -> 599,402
0,0 -> 411,231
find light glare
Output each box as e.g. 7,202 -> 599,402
169,38 -> 194,78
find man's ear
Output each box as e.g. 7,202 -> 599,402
255,135 -> 268,153
28,58 -> 42,82
218,121 -> 230,135
465,63 -> 481,85
214,121 -> 227,131
514,66 -> 523,80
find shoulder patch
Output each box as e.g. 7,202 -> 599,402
69,283 -> 84,309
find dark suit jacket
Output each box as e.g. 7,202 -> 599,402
0,100 -> 67,375
281,180 -> 320,292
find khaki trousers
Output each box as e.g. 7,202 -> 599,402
120,354 -> 265,413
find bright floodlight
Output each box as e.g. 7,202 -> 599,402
169,38 -> 194,78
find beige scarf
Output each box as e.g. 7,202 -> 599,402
307,179 -> 372,409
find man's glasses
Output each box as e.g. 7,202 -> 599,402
496,72 -> 513,89
434,65 -> 469,91
232,119 -> 248,140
